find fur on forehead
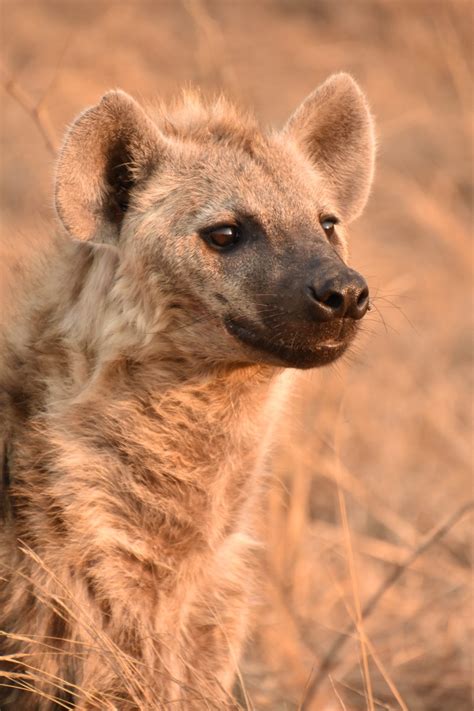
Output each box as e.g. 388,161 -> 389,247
156,90 -> 262,154
55,74 -> 374,242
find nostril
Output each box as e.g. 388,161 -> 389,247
357,286 -> 369,309
321,291 -> 344,311
307,286 -> 345,317
307,272 -> 368,321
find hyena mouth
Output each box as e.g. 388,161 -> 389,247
224,316 -> 352,369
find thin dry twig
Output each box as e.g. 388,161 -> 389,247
301,499 -> 474,709
328,675 -> 348,711
363,636 -> 409,711
1,62 -> 58,156
336,482 -> 375,711
324,565 -> 409,711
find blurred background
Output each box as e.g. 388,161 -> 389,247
1,1 -> 472,709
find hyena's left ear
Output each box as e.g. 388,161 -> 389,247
56,90 -> 167,242
284,73 -> 376,222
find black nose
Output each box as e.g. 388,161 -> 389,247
306,268 -> 369,321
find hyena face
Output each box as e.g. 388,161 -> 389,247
56,74 -> 375,368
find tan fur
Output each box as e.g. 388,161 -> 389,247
0,74 -> 375,709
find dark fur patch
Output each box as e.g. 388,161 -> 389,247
1,443 -> 11,520
2,443 -> 10,489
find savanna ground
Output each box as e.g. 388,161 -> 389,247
0,1 -> 472,709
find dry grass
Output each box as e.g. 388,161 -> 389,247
1,0 -> 472,709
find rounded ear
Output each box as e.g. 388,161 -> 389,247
55,90 -> 167,242
283,73 -> 376,222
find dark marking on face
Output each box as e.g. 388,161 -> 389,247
224,314 -> 356,369
197,218 -> 367,368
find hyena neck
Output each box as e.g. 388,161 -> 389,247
66,358 -> 278,563
10,238 -> 280,545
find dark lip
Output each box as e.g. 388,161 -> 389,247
224,316 -> 352,369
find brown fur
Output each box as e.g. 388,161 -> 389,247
0,74 -> 375,709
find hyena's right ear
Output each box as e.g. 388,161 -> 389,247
55,90 -> 167,242
283,73 -> 375,223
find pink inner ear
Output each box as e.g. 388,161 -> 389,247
283,73 -> 375,223
55,91 -> 165,242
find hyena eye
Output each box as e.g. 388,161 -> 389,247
320,215 -> 339,240
203,225 -> 240,251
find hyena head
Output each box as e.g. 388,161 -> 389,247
55,73 -> 375,369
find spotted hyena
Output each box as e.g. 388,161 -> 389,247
0,73 -> 375,709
